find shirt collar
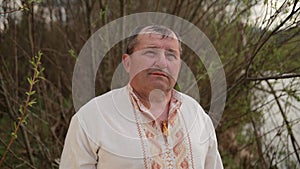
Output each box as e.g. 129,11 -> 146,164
127,84 -> 182,122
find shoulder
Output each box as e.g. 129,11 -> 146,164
178,91 -> 200,106
77,87 -> 127,113
74,86 -> 128,125
70,87 -> 129,143
175,90 -> 203,112
176,90 -> 214,128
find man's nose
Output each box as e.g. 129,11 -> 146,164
154,54 -> 168,68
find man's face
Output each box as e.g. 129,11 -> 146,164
123,33 -> 181,94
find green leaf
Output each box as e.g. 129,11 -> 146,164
30,60 -> 35,66
23,5 -> 29,12
11,132 -> 17,139
28,99 -> 37,107
68,49 -> 77,59
21,114 -> 30,125
33,0 -> 42,4
19,105 -> 23,114
25,91 -> 36,96
13,122 -> 17,129
27,77 -> 33,85
37,51 -> 43,57
22,120 -> 28,125
39,76 -> 46,80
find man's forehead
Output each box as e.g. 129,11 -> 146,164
138,26 -> 178,39
135,33 -> 180,55
137,33 -> 179,41
137,34 -> 179,47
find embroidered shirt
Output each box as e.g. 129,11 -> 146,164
128,85 -> 193,169
59,86 -> 223,169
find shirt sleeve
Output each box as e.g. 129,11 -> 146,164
204,117 -> 224,169
59,115 -> 99,169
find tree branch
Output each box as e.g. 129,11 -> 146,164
266,80 -> 300,165
247,73 -> 300,81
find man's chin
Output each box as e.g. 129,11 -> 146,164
149,83 -> 172,93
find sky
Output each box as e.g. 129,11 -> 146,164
0,0 -> 299,31
250,0 -> 299,30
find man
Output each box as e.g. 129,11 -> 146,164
60,25 -> 223,169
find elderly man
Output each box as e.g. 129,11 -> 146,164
60,25 -> 223,169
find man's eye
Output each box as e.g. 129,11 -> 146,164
166,53 -> 177,60
144,50 -> 157,56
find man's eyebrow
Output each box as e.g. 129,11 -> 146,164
145,46 -> 178,54
165,48 -> 177,54
145,45 -> 160,49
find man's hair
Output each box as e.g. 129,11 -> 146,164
126,25 -> 182,55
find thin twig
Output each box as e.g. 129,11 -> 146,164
0,52 -> 44,167
247,73 -> 300,81
266,80 -> 300,165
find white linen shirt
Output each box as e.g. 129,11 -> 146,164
59,86 -> 223,169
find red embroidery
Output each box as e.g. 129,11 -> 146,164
151,161 -> 162,169
128,85 -> 194,169
146,131 -> 154,138
180,158 -> 189,169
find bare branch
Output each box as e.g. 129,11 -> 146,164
247,73 -> 300,81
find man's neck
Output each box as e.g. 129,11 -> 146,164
132,87 -> 172,121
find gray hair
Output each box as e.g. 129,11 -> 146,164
126,25 -> 182,55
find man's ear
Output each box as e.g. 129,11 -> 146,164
122,54 -> 130,73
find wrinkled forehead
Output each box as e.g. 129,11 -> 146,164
138,26 -> 178,40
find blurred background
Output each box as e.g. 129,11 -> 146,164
0,0 -> 299,168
